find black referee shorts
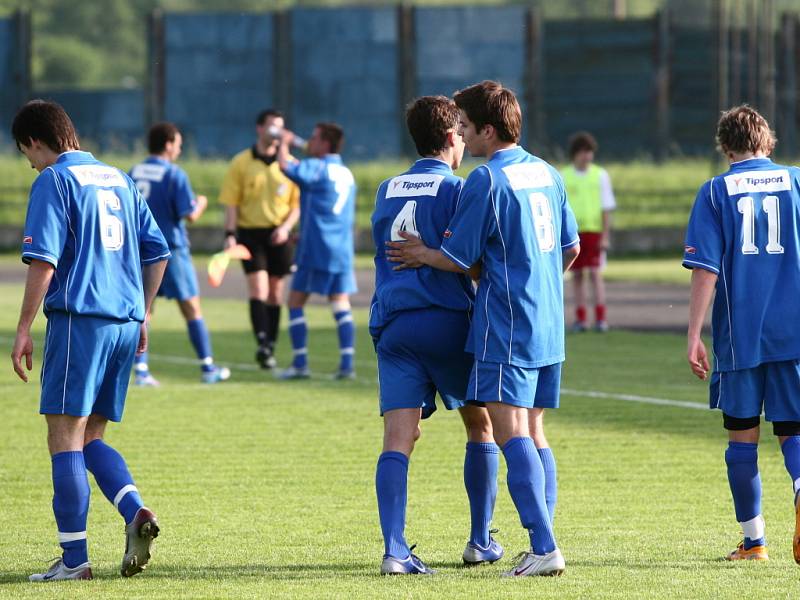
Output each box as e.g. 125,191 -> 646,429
236,227 -> 294,277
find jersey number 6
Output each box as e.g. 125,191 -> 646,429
97,188 -> 124,251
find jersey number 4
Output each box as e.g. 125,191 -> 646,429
738,195 -> 784,255
390,200 -> 419,241
97,189 -> 124,251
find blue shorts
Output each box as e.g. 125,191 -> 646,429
41,312 -> 140,422
158,246 -> 199,301
468,360 -> 562,409
710,360 -> 800,422
291,265 -> 357,295
376,307 -> 473,419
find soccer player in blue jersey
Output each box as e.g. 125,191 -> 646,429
685,105 -> 800,563
10,100 -> 170,582
130,122 -> 230,385
387,81 -> 580,577
372,96 -> 502,574
277,123 -> 357,379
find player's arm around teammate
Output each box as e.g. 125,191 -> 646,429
10,100 -> 170,582
388,82 -> 580,577
371,96 -> 501,574
220,109 -> 300,370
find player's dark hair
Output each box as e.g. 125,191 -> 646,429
716,105 -> 776,156
148,121 -> 180,154
315,122 -> 344,153
406,96 -> 459,157
453,80 -> 521,144
568,131 -> 598,158
12,99 -> 80,153
256,109 -> 283,126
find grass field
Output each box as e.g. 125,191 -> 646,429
0,154 -> 716,231
1,272 -> 800,598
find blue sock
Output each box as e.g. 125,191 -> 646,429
134,350 -> 149,374
781,436 -> 800,501
288,308 -> 307,369
725,442 -> 765,549
502,437 -> 556,554
187,318 -> 215,372
464,442 -> 499,548
51,451 -> 90,568
376,451 -> 410,559
537,447 -> 558,524
333,307 -> 355,372
83,439 -> 143,525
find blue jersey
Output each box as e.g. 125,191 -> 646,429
683,157 -> 800,372
369,158 -> 475,336
440,147 -> 579,368
130,157 -> 196,249
283,154 -> 355,273
21,151 -> 170,322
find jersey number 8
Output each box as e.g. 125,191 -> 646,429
97,189 -> 124,251
529,192 -> 555,252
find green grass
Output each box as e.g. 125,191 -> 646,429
2,271 -> 800,598
0,155 -> 718,232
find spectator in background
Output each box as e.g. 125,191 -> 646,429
561,131 -> 616,332
220,109 -> 301,370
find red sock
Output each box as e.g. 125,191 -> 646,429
576,306 -> 587,323
595,304 -> 606,322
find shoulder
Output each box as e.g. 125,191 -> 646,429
229,149 -> 252,168
464,164 -> 493,188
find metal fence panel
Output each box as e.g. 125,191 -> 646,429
163,12 -> 275,157
290,7 -> 399,159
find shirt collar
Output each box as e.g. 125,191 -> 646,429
412,158 -> 453,173
489,146 -> 522,161
56,150 -> 92,163
730,156 -> 772,168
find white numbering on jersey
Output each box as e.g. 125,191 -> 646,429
328,164 -> 354,215
135,179 -> 151,200
97,189 -> 124,251
737,195 -> 784,255
390,200 -> 419,241
529,192 -> 555,252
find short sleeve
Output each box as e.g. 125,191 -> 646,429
599,168 -> 616,211
21,169 -> 68,267
561,199 -> 580,249
137,188 -> 171,265
171,167 -> 196,219
439,167 -> 496,270
219,156 -> 243,206
683,180 -> 722,274
283,158 -> 325,187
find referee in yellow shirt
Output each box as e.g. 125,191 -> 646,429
220,109 -> 300,369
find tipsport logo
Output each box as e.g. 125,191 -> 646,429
724,170 -> 791,195
386,174 -> 444,198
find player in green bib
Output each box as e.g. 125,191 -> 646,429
561,132 -> 616,332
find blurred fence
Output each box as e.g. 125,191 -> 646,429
0,3 -> 798,159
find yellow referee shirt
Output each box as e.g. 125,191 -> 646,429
219,147 -> 300,228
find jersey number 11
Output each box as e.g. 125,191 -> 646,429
738,195 -> 783,255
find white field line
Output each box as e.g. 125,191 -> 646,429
561,388 -> 705,410
1,334 -> 706,409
